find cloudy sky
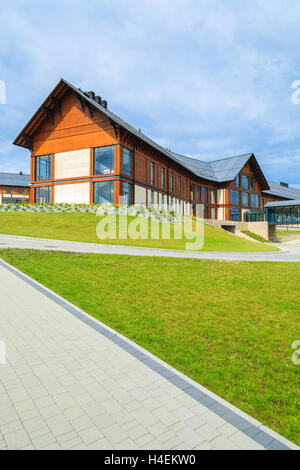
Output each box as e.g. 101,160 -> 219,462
1,0 -> 300,186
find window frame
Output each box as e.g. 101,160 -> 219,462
122,147 -> 132,177
35,155 -> 52,182
93,180 -> 115,204
94,145 -> 115,176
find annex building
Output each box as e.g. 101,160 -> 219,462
0,172 -> 30,204
13,79 -> 300,221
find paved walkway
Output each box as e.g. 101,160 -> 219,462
0,259 -> 298,451
1,234 -> 300,262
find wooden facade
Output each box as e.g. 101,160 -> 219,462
13,80 -> 294,221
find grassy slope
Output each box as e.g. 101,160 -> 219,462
277,230 -> 300,237
1,249 -> 299,444
0,212 -> 278,252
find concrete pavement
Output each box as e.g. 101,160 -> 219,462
0,234 -> 300,262
0,258 -> 298,451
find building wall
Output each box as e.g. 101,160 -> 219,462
55,149 -> 90,179
0,185 -> 30,204
54,182 -> 90,204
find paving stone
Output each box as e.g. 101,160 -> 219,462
211,435 -> 241,450
4,429 -> 31,450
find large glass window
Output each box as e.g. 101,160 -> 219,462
161,168 -> 165,189
241,192 -> 249,207
151,163 -> 155,185
178,176 -> 181,196
251,194 -> 260,208
35,186 -> 51,203
94,146 -> 115,175
36,155 -> 52,181
122,148 -> 132,177
170,172 -> 174,193
190,184 -> 195,200
229,189 -> 240,205
121,182 -> 132,206
94,181 -> 115,204
186,180 -> 188,198
235,174 -> 240,187
151,191 -> 155,205
230,208 -> 241,221
241,174 -> 249,190
251,177 -> 255,191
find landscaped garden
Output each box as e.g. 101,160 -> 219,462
0,249 -> 299,445
0,209 -> 279,252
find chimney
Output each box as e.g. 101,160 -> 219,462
20,171 -> 23,175
101,100 -> 108,109
87,91 -> 95,101
280,182 -> 289,188
95,96 -> 102,105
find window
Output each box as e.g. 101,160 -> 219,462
190,184 -> 195,200
170,172 -> 174,193
161,168 -> 165,189
151,163 -> 155,185
196,186 -> 201,202
235,174 -> 240,187
94,146 -> 115,175
178,176 -> 181,196
122,148 -> 132,177
210,208 -> 216,220
186,180 -> 188,198
36,155 -> 52,181
210,189 -> 217,204
241,175 -> 249,190
251,177 -> 255,191
19,190 -> 24,195
251,194 -> 260,209
229,189 -> 240,205
7,189 -> 11,194
151,191 -> 155,205
202,187 -> 208,203
230,208 -> 241,221
35,187 -> 51,203
241,192 -> 249,207
94,181 -> 115,204
121,182 -> 132,206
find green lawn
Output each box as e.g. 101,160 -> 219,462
1,249 -> 299,445
0,213 -> 278,252
277,230 -> 300,237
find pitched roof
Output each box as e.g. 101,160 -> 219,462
265,199 -> 300,208
0,173 -> 30,187
13,78 -> 268,188
263,182 -> 300,200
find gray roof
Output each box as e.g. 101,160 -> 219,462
265,199 -> 300,208
263,182 -> 300,200
0,173 -> 30,187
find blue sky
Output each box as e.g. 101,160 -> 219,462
1,0 -> 300,186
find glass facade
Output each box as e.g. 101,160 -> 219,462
235,174 -> 240,187
94,146 -> 115,175
230,208 -> 241,221
122,148 -> 132,177
241,192 -> 249,207
94,181 -> 115,204
35,186 -> 52,203
36,155 -> 52,181
241,175 -> 249,190
121,182 -> 132,206
178,176 -> 181,196
170,172 -> 174,193
251,194 -> 260,208
229,189 -> 240,205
